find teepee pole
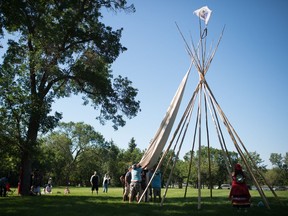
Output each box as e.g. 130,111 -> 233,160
233,138 -> 270,209
199,19 -> 206,73
162,104 -> 193,205
160,84 -> 200,206
138,80 -> 201,204
203,84 -> 232,175
197,83 -> 203,210
162,100 -> 193,179
204,88 -> 213,198
204,81 -> 271,209
218,110 -> 270,208
161,98 -> 194,206
184,102 -> 199,198
229,119 -> 284,206
204,26 -> 225,76
161,80 -> 199,183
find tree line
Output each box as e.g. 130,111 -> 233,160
1,121 -> 287,189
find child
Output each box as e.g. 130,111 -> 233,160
64,187 -> 70,194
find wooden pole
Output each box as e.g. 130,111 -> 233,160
184,107 -> 199,198
204,90 -> 212,198
204,81 -> 271,209
197,83 -> 203,210
138,82 -> 200,204
203,84 -> 232,174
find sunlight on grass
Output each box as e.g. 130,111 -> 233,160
1,187 -> 287,216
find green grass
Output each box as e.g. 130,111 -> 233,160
1,187 -> 288,216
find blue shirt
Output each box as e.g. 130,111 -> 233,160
151,172 -> 161,188
131,167 -> 142,182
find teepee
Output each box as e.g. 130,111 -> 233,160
138,6 -> 282,209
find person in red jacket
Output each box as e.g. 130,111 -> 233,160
229,163 -> 251,210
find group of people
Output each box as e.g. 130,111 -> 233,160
120,163 -> 162,203
90,171 -> 111,195
2,162 -> 252,212
29,170 -> 56,196
118,162 -> 251,209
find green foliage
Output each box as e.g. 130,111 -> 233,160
182,147 -> 238,188
39,122 -> 107,185
37,124 -> 145,187
128,137 -> 137,152
265,169 -> 280,186
270,153 -> 287,169
0,0 -> 139,195
268,153 -> 288,185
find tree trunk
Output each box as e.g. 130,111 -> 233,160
20,113 -> 41,195
20,153 -> 32,195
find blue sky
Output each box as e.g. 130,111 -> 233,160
52,0 -> 288,168
1,1 -> 287,168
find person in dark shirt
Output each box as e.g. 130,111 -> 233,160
90,171 -> 99,195
123,166 -> 132,201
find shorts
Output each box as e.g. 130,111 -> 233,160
92,185 -> 99,191
130,182 -> 142,198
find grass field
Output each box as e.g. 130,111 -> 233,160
1,187 -> 287,216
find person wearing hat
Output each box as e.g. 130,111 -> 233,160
229,163 -> 251,211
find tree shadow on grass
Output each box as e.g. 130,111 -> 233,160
1,195 -> 287,216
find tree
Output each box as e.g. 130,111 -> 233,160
264,169 -> 280,186
270,153 -> 284,168
182,147 -> 238,188
101,141 -> 121,185
269,153 -> 288,185
0,0 -> 140,195
121,138 -> 143,165
39,134 -> 70,185
128,137 -> 137,153
41,122 -> 106,185
76,146 -> 103,186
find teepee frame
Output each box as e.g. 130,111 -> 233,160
138,16 -> 282,210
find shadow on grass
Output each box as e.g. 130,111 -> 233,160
1,195 -> 287,216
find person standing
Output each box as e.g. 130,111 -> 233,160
90,171 -> 99,195
151,169 -> 162,202
102,173 -> 110,193
229,163 -> 251,211
123,166 -> 132,201
129,163 -> 143,202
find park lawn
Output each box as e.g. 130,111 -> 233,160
1,187 -> 287,216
